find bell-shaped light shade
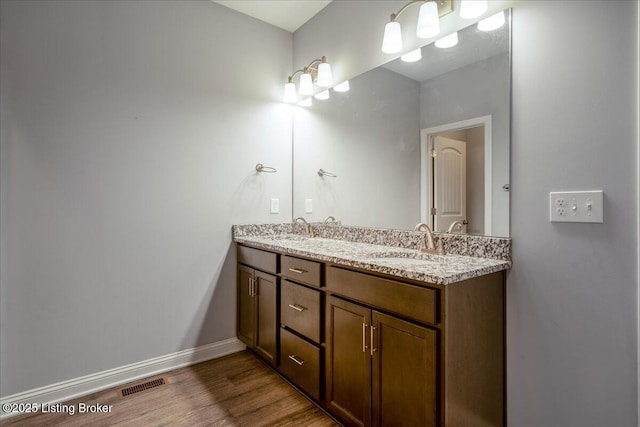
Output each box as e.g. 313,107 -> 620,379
478,11 -> 505,31
298,97 -> 312,107
381,21 -> 402,54
299,73 -> 314,96
416,1 -> 440,39
401,48 -> 422,63
435,32 -> 458,48
460,0 -> 488,19
316,62 -> 333,88
333,80 -> 350,92
314,90 -> 330,100
283,82 -> 297,103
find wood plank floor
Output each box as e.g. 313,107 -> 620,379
2,350 -> 340,426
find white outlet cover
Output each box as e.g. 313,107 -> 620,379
549,190 -> 603,223
270,198 -> 279,214
305,199 -> 313,213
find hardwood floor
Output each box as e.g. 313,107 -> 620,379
1,351 -> 339,427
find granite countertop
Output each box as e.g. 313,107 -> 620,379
234,233 -> 510,286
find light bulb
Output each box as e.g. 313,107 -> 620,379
401,48 -> 422,63
460,0 -> 488,19
314,90 -> 330,100
283,82 -> 297,103
478,11 -> 505,31
382,21 -> 402,54
299,73 -> 314,96
298,97 -> 312,107
416,1 -> 440,38
333,81 -> 350,92
316,62 -> 333,87
435,32 -> 458,48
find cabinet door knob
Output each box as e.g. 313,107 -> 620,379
288,303 -> 306,312
288,354 -> 305,366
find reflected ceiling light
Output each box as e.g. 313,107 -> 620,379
459,0 -> 488,19
298,97 -> 312,107
435,31 -> 458,48
283,56 -> 333,103
401,48 -> 422,62
314,90 -> 330,100
333,80 -> 350,92
478,10 -> 505,31
382,0 -> 453,54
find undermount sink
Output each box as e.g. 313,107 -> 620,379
367,251 -> 448,265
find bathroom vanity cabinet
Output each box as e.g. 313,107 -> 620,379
237,244 -> 505,427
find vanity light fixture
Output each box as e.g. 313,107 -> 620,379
283,56 -> 334,103
477,10 -> 505,31
401,48 -> 422,62
381,0 -> 453,54
333,80 -> 350,92
459,0 -> 488,19
435,31 -> 458,48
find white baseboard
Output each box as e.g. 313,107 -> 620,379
0,337 -> 246,420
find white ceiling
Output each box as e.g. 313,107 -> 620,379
212,0 -> 332,32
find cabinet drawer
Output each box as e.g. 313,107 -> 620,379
281,255 -> 321,287
280,328 -> 321,401
281,280 -> 321,343
238,246 -> 277,274
326,266 -> 439,325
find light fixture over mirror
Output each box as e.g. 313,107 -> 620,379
283,56 -> 333,103
381,0 -> 453,54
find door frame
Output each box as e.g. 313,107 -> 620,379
420,115 -> 492,235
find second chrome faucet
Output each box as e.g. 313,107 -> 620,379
414,223 -> 445,255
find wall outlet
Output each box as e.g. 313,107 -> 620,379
270,198 -> 279,214
305,199 -> 313,213
549,190 -> 603,223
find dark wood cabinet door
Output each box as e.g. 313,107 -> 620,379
326,296 -> 372,427
371,311 -> 437,427
237,265 -> 255,347
254,270 -> 278,365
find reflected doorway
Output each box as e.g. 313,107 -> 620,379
420,116 -> 492,235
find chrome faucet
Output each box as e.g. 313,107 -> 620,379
447,221 -> 464,233
323,216 -> 336,224
293,217 -> 311,236
414,223 -> 445,255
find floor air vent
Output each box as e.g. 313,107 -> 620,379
118,377 -> 168,398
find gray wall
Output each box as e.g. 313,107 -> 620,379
0,0 -> 292,397
293,67 -> 420,229
294,0 -> 639,425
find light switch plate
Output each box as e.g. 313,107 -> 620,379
549,190 -> 603,223
305,199 -> 313,213
270,198 -> 279,214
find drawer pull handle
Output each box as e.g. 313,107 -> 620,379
288,354 -> 305,366
288,304 -> 306,312
288,268 -> 307,274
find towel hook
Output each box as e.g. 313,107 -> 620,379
318,169 -> 337,178
256,163 -> 277,173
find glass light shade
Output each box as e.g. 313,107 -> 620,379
333,80 -> 350,92
314,90 -> 330,100
478,11 -> 505,31
401,48 -> 422,63
283,82 -> 297,103
381,21 -> 402,54
316,62 -> 333,87
299,73 -> 314,96
416,1 -> 440,39
460,0 -> 488,19
298,97 -> 312,107
435,32 -> 458,48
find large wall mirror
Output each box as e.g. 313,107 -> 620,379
293,9 -> 511,237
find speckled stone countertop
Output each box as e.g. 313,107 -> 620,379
233,224 -> 511,286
